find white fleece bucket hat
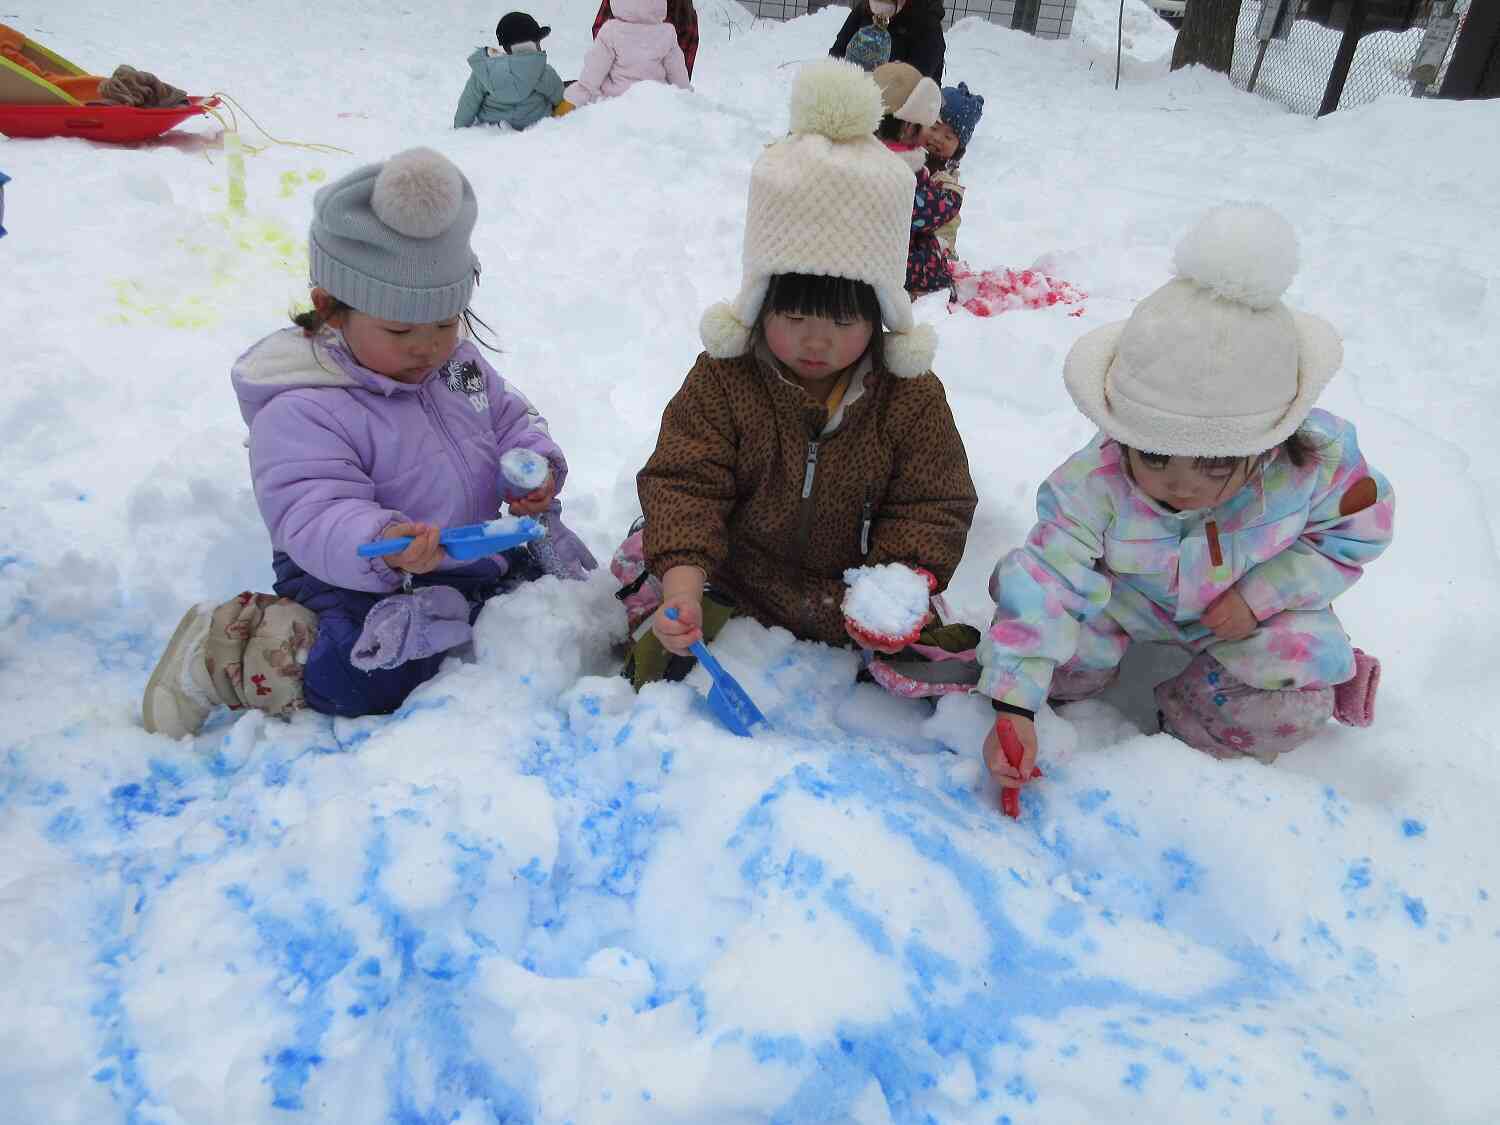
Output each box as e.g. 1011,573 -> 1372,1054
699,59 -> 936,378
1063,204 -> 1344,456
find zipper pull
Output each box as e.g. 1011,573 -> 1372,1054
860,497 -> 873,556
1205,519 -> 1231,582
801,441 -> 820,499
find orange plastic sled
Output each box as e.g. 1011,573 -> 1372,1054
0,23 -> 215,142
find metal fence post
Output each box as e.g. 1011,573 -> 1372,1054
1317,0 -> 1369,115
1440,0 -> 1500,98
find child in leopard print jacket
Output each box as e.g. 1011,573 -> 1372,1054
631,61 -> 977,689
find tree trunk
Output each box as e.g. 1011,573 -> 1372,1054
1171,0 -> 1245,73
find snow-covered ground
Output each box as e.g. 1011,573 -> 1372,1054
3,1 -> 1500,1121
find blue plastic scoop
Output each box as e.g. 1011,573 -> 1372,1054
357,517 -> 543,561
663,607 -> 767,737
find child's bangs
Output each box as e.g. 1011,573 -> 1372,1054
765,273 -> 880,325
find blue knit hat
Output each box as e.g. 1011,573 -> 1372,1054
309,148 -> 479,324
939,82 -> 984,150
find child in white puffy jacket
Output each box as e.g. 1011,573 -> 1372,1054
566,0 -> 690,107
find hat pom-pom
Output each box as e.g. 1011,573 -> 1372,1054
788,60 -> 884,142
1173,203 -> 1298,311
882,323 -> 937,378
372,147 -> 465,239
701,301 -> 752,358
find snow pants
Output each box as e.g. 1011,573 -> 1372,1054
264,551 -> 542,718
1050,581 -> 1355,762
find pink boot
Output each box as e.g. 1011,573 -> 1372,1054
1154,652 -> 1333,763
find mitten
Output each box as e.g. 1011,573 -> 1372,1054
351,586 -> 473,671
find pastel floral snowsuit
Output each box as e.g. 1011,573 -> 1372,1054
978,409 -> 1394,757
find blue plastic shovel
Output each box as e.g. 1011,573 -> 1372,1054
356,517 -> 543,561
663,607 -> 767,737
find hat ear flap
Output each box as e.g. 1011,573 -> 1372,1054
882,323 -> 937,377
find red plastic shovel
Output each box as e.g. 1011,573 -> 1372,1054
995,717 -> 1043,819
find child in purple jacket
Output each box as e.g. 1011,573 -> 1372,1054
141,147 -> 594,738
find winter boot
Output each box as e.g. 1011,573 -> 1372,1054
142,593 -> 319,738
1154,651 -> 1333,764
141,604 -> 217,737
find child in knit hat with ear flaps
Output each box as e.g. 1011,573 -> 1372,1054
871,62 -> 962,297
976,205 -> 1393,805
628,60 -> 979,692
454,12 -> 567,131
141,147 -> 596,739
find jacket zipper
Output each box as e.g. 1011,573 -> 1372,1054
1205,519 -> 1230,581
418,384 -> 478,517
795,439 -> 820,564
860,490 -> 873,557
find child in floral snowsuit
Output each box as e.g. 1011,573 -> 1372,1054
977,205 -> 1393,799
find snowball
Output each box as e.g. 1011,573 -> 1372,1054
1172,203 -> 1298,310
500,448 -> 550,491
842,564 -> 929,637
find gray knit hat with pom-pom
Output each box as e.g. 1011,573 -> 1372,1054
309,147 -> 479,323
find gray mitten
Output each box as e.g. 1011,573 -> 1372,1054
530,506 -> 598,580
351,586 -> 473,671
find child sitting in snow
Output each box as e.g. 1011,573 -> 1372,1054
628,60 -> 977,690
870,62 -> 962,297
591,0 -> 699,78
141,148 -> 595,737
565,0 -> 690,109
454,12 -> 566,131
977,205 -> 1393,803
922,81 -> 982,262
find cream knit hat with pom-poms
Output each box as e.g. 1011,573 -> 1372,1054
699,59 -> 936,378
1062,204 -> 1344,456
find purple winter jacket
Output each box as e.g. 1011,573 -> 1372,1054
232,326 -> 568,593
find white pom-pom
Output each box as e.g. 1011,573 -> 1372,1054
700,301 -> 751,358
882,323 -> 937,378
788,60 -> 884,141
1173,204 -> 1298,310
371,147 -> 465,239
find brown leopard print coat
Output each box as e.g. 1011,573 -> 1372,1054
638,351 -> 977,647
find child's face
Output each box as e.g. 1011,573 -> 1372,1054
764,311 -> 875,384
334,308 -> 462,384
922,121 -> 960,162
1125,449 -> 1252,512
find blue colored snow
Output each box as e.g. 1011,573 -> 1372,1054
1402,896 -> 1428,927
1401,819 -> 1426,838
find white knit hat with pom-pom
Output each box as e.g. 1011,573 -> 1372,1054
309,147 -> 479,324
700,59 -> 936,378
1062,204 -> 1344,456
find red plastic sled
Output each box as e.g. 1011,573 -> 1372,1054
0,96 -> 217,142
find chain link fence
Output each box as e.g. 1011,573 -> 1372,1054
1230,0 -> 1470,114
744,0 -> 1078,38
